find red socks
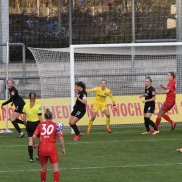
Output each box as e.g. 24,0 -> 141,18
155,117 -> 161,128
54,171 -> 60,182
156,115 -> 174,128
40,170 -> 46,182
163,114 -> 174,126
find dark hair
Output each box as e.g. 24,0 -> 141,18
29,92 -> 36,108
100,79 -> 107,83
145,77 -> 152,83
75,81 -> 86,90
29,92 -> 36,98
44,108 -> 52,119
168,72 -> 177,79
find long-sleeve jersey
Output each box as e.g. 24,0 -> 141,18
2,86 -> 25,106
86,86 -> 115,105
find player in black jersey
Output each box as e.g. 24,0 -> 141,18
1,79 -> 26,138
139,77 -> 159,135
69,81 -> 87,141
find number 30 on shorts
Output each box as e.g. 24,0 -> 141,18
41,124 -> 54,135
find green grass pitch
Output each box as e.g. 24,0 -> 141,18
0,126 -> 182,182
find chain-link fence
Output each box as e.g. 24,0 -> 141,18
9,0 -> 176,61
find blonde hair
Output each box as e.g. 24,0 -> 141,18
6,78 -> 15,85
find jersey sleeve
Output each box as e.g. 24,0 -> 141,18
151,88 -> 156,97
86,87 -> 97,93
82,92 -> 87,100
2,90 -> 16,106
22,105 -> 26,113
108,89 -> 115,102
33,123 -> 41,136
37,105 -> 42,115
56,124 -> 63,138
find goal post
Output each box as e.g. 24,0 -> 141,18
29,42 -> 182,132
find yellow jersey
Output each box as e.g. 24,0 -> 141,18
23,103 -> 42,122
87,86 -> 115,104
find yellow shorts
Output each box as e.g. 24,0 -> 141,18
92,103 -> 107,112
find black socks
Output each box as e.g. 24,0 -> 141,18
70,124 -> 80,135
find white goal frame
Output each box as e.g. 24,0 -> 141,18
70,42 -> 182,113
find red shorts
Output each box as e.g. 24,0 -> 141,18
39,150 -> 59,164
161,102 -> 175,112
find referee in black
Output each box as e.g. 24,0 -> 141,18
1,79 -> 26,138
139,77 -> 159,135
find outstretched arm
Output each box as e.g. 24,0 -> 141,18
1,94 -> 15,107
160,84 -> 167,90
86,88 -> 97,93
156,89 -> 169,94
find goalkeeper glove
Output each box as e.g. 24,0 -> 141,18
113,104 -> 118,111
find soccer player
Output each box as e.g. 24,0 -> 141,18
86,79 -> 117,133
22,92 -> 43,162
32,108 -> 65,182
139,77 -> 159,135
154,72 -> 177,130
1,78 -> 26,138
69,81 -> 87,141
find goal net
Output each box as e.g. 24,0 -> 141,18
28,42 -> 182,131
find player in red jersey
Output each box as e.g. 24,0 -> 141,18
32,108 -> 65,182
154,72 -> 177,131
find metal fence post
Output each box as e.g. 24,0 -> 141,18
69,0 -> 72,46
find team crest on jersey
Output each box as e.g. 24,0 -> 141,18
11,91 -> 15,95
147,90 -> 149,93
104,92 -> 107,96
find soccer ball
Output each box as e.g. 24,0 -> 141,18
57,122 -> 64,130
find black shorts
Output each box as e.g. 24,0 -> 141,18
14,103 -> 25,114
144,104 -> 155,114
71,108 -> 86,119
26,121 -> 40,137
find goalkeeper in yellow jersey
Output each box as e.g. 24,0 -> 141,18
86,79 -> 117,133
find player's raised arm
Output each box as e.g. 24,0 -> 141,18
159,84 -> 167,90
76,92 -> 87,105
86,87 -> 97,93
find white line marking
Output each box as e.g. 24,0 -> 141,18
0,163 -> 182,173
0,138 -> 181,148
